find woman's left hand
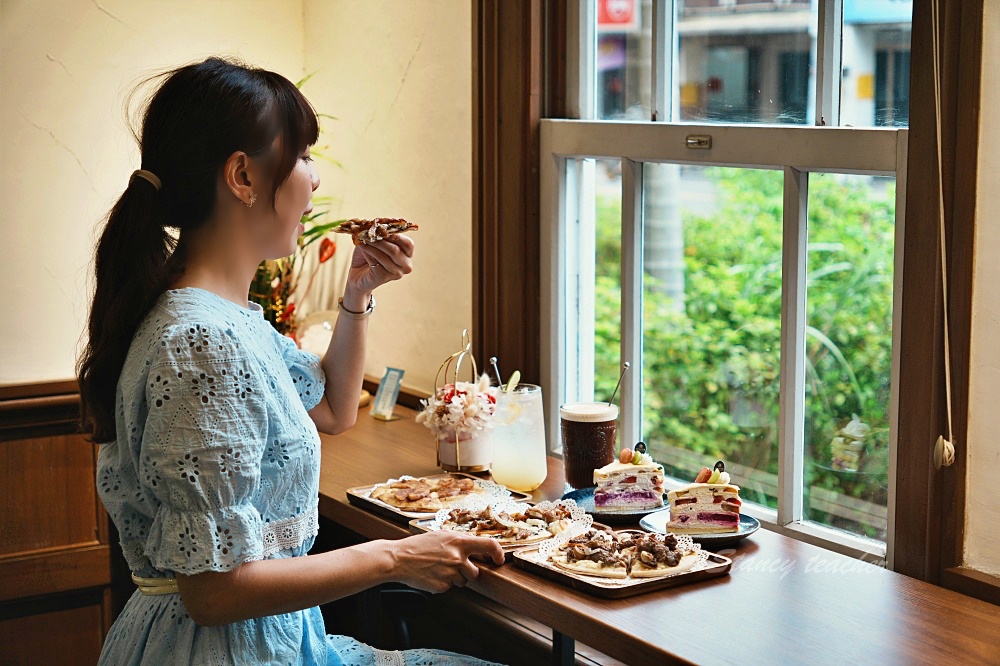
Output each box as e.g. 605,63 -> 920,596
345,234 -> 415,297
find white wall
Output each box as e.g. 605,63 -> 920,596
0,0 -> 304,384
964,0 -> 1000,578
302,0 -> 472,395
1,0 -> 473,397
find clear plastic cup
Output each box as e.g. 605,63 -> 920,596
490,384 -> 548,491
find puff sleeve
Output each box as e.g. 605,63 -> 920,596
270,327 -> 326,411
140,323 -> 268,574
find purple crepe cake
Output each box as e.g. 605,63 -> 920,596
592,455 -> 665,511
665,462 -> 742,533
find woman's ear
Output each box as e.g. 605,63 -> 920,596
223,151 -> 256,206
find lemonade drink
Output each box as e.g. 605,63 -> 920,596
490,384 -> 548,491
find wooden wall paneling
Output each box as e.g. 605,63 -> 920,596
0,383 -> 120,646
473,0 -> 544,383
0,545 -> 111,602
0,589 -> 106,665
0,435 -> 101,555
893,0 -> 983,587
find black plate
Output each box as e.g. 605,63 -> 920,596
560,487 -> 665,525
639,508 -> 760,547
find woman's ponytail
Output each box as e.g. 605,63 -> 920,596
78,174 -> 173,442
76,57 -> 318,443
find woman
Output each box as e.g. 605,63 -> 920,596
78,57 -> 504,665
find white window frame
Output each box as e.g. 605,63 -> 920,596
541,0 -> 908,565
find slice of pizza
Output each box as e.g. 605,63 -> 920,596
549,528 -> 630,579
368,476 -> 483,514
620,532 -> 699,578
510,504 -> 574,537
334,218 -> 419,246
441,506 -> 552,545
433,477 -> 484,506
369,478 -> 443,513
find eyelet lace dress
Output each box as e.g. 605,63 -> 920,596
97,288 -> 498,666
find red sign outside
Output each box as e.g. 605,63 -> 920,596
598,0 -> 640,33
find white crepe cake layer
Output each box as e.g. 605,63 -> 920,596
666,483 -> 742,533
593,460 -> 665,510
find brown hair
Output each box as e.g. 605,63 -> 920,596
77,57 -> 318,442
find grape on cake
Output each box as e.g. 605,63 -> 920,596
666,460 -> 742,533
592,444 -> 665,511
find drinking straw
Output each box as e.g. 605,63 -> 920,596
608,362 -> 629,406
489,356 -> 503,387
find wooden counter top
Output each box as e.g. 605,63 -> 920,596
318,406 -> 1000,665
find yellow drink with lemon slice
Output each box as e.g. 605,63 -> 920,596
490,383 -> 548,491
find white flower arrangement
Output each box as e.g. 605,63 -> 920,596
416,374 -> 499,439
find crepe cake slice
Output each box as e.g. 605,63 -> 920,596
666,461 -> 742,534
592,449 -> 665,511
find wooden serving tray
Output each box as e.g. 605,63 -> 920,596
346,472 -> 531,524
512,534 -> 732,599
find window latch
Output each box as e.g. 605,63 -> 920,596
686,135 -> 712,149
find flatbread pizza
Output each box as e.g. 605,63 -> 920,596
335,218 -> 418,246
440,504 -> 574,545
368,476 -> 482,513
620,532 -> 700,578
550,529 -> 630,579
548,528 -> 698,580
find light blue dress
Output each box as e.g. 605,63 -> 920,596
97,287 -> 496,665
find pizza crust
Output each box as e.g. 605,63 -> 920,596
551,554 -> 629,579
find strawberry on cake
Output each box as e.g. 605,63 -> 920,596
592,443 -> 665,511
666,461 -> 742,533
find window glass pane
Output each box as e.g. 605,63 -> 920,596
593,160 -> 624,403
640,165 -> 782,510
842,0 -> 912,127
677,1 -> 817,124
566,159 -> 622,412
597,2 -> 652,119
803,173 -> 895,542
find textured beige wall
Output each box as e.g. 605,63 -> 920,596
964,0 -> 1000,578
301,0 -> 473,395
0,0 -> 304,383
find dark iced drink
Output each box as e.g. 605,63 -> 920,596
560,403 -> 619,489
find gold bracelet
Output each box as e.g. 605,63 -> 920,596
338,295 -> 375,320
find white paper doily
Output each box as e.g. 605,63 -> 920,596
428,498 -> 593,540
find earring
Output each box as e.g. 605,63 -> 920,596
246,192 -> 257,208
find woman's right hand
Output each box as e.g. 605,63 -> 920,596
388,531 -> 505,594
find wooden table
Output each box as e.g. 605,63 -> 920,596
319,406 -> 1000,665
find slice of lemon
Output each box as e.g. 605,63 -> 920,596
505,370 -> 521,393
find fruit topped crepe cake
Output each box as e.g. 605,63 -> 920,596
666,461 -> 742,533
593,443 -> 665,511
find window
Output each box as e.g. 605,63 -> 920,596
541,0 -> 912,562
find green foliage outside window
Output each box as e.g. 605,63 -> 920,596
593,168 -> 894,538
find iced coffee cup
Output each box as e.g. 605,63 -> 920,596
560,402 -> 619,489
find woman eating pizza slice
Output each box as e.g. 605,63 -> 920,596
77,57 -> 503,666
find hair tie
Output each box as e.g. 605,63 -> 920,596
130,169 -> 162,192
